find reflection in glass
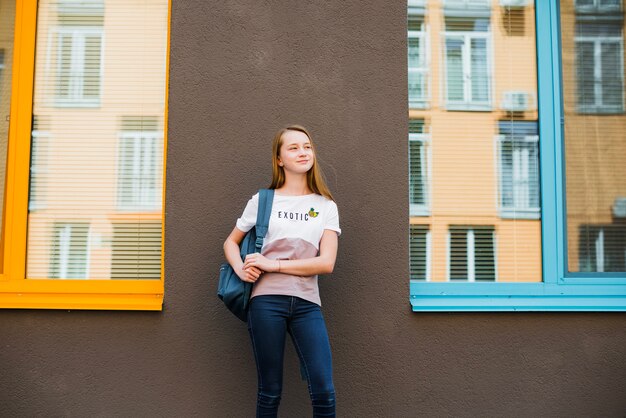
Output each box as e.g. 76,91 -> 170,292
408,15 -> 428,107
575,21 -> 623,113
409,119 -> 429,215
444,17 -> 491,109
26,0 -> 168,280
0,0 -> 16,248
410,225 -> 430,280
449,227 -> 495,282
408,2 -> 542,282
497,122 -> 540,218
562,0 -> 626,273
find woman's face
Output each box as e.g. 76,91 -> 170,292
278,130 -> 315,174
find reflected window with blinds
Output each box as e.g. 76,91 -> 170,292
448,226 -> 495,282
409,119 -> 430,216
51,0 -> 103,106
410,225 -> 430,281
408,3 -> 429,109
443,9 -> 492,110
496,122 -> 540,218
26,0 -> 169,280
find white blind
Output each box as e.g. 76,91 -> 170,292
561,0 -> 626,273
26,0 -> 169,280
408,2 -> 542,282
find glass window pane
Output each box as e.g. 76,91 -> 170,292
449,228 -> 468,280
408,37 -> 422,68
474,228 -> 495,281
408,14 -> 428,107
576,41 -> 595,106
0,0 -> 16,260
501,141 -> 514,207
499,133 -> 540,213
470,38 -> 489,103
26,0 -> 169,280
410,226 -> 429,280
561,1 -> 626,273
409,140 -> 426,205
446,38 -> 465,102
408,2 -> 542,283
408,35 -> 426,104
601,42 -> 623,107
50,223 -> 89,278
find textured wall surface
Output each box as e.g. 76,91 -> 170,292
1,1 -> 625,416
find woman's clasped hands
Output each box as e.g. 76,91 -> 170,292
240,253 -> 279,283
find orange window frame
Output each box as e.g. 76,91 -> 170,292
0,0 -> 171,310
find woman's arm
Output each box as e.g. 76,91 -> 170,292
223,227 -> 263,283
242,229 -> 339,276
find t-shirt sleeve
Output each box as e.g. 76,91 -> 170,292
324,200 -> 341,236
235,193 -> 259,233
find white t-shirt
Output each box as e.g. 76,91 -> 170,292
236,192 -> 341,305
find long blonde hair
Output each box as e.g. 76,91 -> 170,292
269,125 -> 335,201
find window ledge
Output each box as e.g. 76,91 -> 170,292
53,99 -> 101,108
0,292 -> 163,310
116,205 -> 162,212
445,103 -> 492,112
576,106 -> 625,115
410,205 -> 430,217
499,209 -> 540,219
409,100 -> 429,109
410,281 -> 626,311
411,294 -> 626,311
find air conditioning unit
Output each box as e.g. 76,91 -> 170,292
500,0 -> 531,7
613,197 -> 626,218
501,91 -> 531,112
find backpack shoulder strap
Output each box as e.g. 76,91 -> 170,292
254,188 -> 274,251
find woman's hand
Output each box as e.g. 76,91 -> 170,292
224,228 -> 269,283
243,253 -> 279,273
239,265 -> 263,283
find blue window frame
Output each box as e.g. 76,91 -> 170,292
410,0 -> 626,311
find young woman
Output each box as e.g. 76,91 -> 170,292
223,125 -> 340,417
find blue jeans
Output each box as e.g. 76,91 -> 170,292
247,295 -> 336,418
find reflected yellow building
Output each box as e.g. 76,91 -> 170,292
408,0 -> 541,282
22,0 -> 168,279
409,0 -> 626,281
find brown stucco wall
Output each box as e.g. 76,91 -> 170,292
1,1 -> 625,416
